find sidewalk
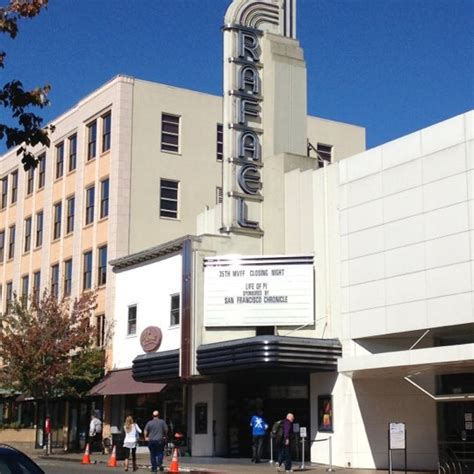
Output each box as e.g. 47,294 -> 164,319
30,447 -> 436,474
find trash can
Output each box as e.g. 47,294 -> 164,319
111,433 -> 126,461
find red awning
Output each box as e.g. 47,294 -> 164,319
88,369 -> 166,396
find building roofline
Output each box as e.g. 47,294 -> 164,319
110,234 -> 202,271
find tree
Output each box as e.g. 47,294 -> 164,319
0,290 -> 105,415
0,0 -> 53,170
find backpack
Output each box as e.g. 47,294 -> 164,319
271,420 -> 284,440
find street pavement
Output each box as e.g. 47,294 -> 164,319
11,443 -> 438,473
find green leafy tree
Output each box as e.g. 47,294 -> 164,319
0,0 -> 53,170
0,290 -> 104,415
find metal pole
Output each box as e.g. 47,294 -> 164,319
269,436 -> 273,464
327,436 -> 334,472
300,436 -> 305,470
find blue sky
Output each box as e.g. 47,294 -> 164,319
1,0 -> 473,150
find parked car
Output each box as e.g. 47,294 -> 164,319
0,444 -> 45,473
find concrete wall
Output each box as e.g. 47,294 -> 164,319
339,111 -> 474,341
112,253 -> 182,369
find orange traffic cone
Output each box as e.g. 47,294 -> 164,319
169,447 -> 180,473
107,444 -> 118,468
81,443 -> 91,464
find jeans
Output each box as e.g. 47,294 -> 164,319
148,440 -> 165,471
278,442 -> 291,471
252,435 -> 264,462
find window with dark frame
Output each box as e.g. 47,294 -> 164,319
1,176 -> 7,209
51,264 -> 59,299
35,211 -> 43,248
55,142 -> 64,179
33,271 -> 41,304
0,229 -> 4,262
216,187 -> 223,204
24,217 -> 32,253
21,275 -> 29,302
38,153 -> 46,189
53,202 -> 62,240
216,123 -> 223,161
63,259 -> 72,297
87,120 -> 97,160
170,293 -> 180,326
68,134 -> 77,172
316,143 -> 333,165
100,178 -> 109,219
83,251 -> 93,290
26,167 -> 34,195
161,113 -> 180,153
95,314 -> 106,347
10,170 -> 18,204
102,112 -> 111,152
85,186 -> 95,225
6,281 -> 13,311
160,179 -> 179,219
127,305 -> 137,336
66,196 -> 75,234
8,225 -> 15,259
98,245 -> 107,286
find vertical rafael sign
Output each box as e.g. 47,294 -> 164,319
221,0 -> 296,236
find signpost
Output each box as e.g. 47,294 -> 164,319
388,422 -> 407,474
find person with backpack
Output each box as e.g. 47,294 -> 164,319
274,413 -> 295,473
250,410 -> 268,463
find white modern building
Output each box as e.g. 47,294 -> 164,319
104,0 -> 473,471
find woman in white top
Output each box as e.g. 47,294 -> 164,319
123,415 -> 142,471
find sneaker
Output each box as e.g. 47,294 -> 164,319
276,465 -> 282,472
159,466 -> 164,472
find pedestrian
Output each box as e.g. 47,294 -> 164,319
88,411 -> 102,454
123,415 -> 141,472
144,410 -> 169,473
250,409 -> 268,463
275,413 -> 295,473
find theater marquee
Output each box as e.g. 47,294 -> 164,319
204,255 -> 314,327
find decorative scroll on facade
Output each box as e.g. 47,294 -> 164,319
221,0 -> 296,236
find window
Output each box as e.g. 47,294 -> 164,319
24,217 -> 32,252
160,179 -> 179,219
170,294 -> 180,326
8,225 -> 15,259
95,314 -> 106,347
35,211 -> 43,248
216,123 -> 223,161
127,305 -> 137,336
21,275 -> 29,302
161,113 -> 180,153
85,186 -> 95,225
316,143 -> 333,165
100,178 -> 109,219
87,120 -> 97,160
98,245 -> 107,286
38,153 -> 46,189
83,251 -> 93,290
0,229 -> 4,262
66,196 -> 75,234
216,186 -> 223,204
1,176 -> 7,209
26,167 -> 34,195
10,170 -> 18,204
55,142 -> 64,179
68,134 -> 77,171
33,271 -> 41,304
53,202 -> 62,240
102,112 -> 111,152
6,281 -> 13,310
51,264 -> 59,299
63,259 -> 72,297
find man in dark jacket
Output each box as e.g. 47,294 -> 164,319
276,413 -> 294,472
